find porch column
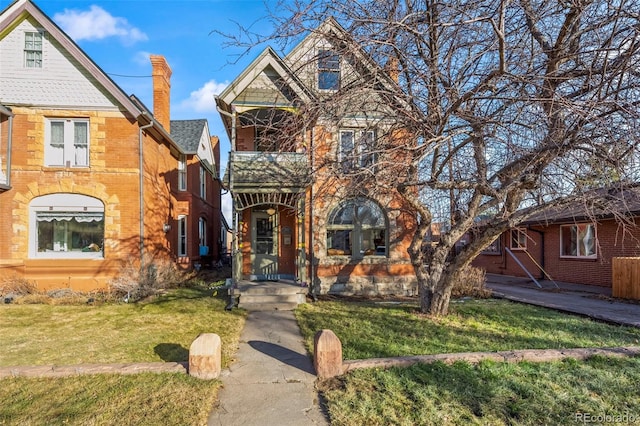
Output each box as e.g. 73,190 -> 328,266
232,210 -> 243,283
297,197 -> 307,285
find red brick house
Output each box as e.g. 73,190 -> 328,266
216,18 -> 417,297
0,0 -> 220,291
473,187 -> 640,288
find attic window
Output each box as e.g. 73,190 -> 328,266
318,50 -> 340,90
24,31 -> 43,68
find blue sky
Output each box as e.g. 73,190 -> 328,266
1,0 -> 282,221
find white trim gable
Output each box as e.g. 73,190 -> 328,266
218,46 -> 314,111
0,0 -> 141,116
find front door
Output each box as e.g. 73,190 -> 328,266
251,211 -> 278,280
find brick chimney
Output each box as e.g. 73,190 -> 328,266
150,55 -> 172,132
384,56 -> 400,84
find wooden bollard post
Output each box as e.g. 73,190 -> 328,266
314,329 -> 343,379
189,333 -> 221,380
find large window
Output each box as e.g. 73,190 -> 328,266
339,129 -> 377,172
178,155 -> 186,191
0,108 -> 11,187
24,31 -> 43,68
30,194 -> 104,258
561,224 -> 596,258
318,50 -> 340,90
326,198 -> 387,258
178,215 -> 187,257
45,119 -> 89,167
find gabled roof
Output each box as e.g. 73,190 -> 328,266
171,119 -> 208,153
0,0 -> 141,118
217,46 -> 314,111
285,16 -> 407,106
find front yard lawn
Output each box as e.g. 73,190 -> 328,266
297,298 -> 640,425
0,280 -> 246,426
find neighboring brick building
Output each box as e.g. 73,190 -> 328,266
473,187 -> 640,288
0,0 -> 220,291
216,18 -> 418,296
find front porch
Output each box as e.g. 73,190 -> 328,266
229,279 -> 308,311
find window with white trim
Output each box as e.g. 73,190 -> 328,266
561,224 -> 596,258
510,228 -> 527,250
178,155 -> 186,191
326,198 -> 387,258
318,50 -> 340,90
178,215 -> 187,257
199,165 -> 207,199
24,31 -> 43,68
30,194 -> 104,259
339,129 -> 377,172
45,119 -> 89,167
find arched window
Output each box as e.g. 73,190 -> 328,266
326,198 -> 387,257
30,193 -> 104,258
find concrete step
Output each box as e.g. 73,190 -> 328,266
240,293 -> 306,304
239,302 -> 300,311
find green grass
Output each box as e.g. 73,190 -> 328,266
0,373 -> 219,426
0,280 -> 245,425
297,298 -> 640,425
0,285 -> 246,367
321,355 -> 640,426
295,298 -> 640,359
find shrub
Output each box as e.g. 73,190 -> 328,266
451,265 -> 491,299
0,275 -> 38,297
108,257 -> 188,302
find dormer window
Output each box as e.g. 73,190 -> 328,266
318,50 -> 340,90
24,31 -> 43,68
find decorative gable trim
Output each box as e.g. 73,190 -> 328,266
0,0 -> 142,118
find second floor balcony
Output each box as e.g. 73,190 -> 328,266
226,151 -> 310,193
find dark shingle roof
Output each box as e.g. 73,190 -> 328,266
170,119 -> 207,153
525,185 -> 640,225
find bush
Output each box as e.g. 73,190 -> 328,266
0,275 -> 38,297
108,257 -> 188,302
451,266 -> 491,299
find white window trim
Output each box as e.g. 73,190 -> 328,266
510,228 -> 527,250
178,155 -> 187,191
199,166 -> 206,200
178,215 -> 187,257
24,30 -> 43,69
44,118 -> 90,168
326,198 -> 388,258
29,193 -> 104,259
339,129 -> 377,171
317,49 -> 340,91
560,223 -> 597,259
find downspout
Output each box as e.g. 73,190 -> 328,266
308,127 -> 316,300
139,119 -> 154,265
216,102 -> 238,284
5,114 -> 13,188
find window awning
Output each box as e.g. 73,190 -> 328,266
36,212 -> 104,222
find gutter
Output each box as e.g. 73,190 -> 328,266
139,117 -> 154,265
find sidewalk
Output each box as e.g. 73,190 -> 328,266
208,310 -> 328,426
485,274 -> 640,328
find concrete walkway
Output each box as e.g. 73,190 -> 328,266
485,274 -> 640,328
208,310 -> 328,426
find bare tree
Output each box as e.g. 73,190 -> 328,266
223,0 -> 640,315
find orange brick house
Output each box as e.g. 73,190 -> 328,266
0,0 -> 220,291
216,18 -> 418,296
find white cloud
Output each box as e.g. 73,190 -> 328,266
179,80 -> 229,113
54,5 -> 148,44
133,51 -> 152,66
